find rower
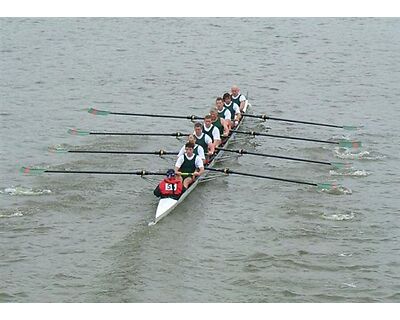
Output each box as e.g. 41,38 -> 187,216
175,142 -> 205,189
210,109 -> 229,138
203,114 -> 221,149
193,122 -> 214,157
222,92 -> 241,127
153,169 -> 184,200
214,97 -> 231,135
230,85 -> 247,112
177,134 -> 206,164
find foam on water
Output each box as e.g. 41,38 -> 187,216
333,148 -> 386,160
341,282 -> 357,288
318,184 -> 353,195
1,186 -> 52,196
338,253 -> 353,257
0,210 -> 24,218
322,211 -> 356,221
329,169 -> 371,177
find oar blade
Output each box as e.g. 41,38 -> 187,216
68,128 -> 90,136
48,146 -> 68,153
20,166 -> 47,175
316,182 -> 339,191
88,107 -> 110,116
338,140 -> 362,149
343,125 -> 358,131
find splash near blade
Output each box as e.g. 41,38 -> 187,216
338,140 -> 362,149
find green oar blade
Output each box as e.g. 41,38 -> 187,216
330,162 -> 353,169
20,166 -> 47,175
48,146 -> 68,153
88,107 -> 110,116
338,140 -> 362,148
68,128 -> 90,136
343,125 -> 358,131
316,182 -> 339,191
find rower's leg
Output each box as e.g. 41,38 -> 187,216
183,177 -> 193,189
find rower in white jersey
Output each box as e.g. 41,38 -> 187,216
177,134 -> 206,164
231,85 -> 247,112
175,142 -> 204,189
222,92 -> 241,127
214,97 -> 232,134
203,114 -> 221,148
193,122 -> 214,157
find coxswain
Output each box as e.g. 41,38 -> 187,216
230,85 -> 247,112
203,114 -> 221,148
222,92 -> 241,127
177,134 -> 206,164
175,142 -> 205,189
153,169 -> 184,200
193,122 -> 214,157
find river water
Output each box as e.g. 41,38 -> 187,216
1,18 -> 399,302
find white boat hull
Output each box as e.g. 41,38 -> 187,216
155,198 -> 178,221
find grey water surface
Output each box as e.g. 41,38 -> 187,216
1,18 -> 399,302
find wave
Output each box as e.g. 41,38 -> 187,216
318,185 -> 353,195
0,186 -> 52,196
0,210 -> 24,218
333,148 -> 386,160
329,169 -> 371,177
322,212 -> 356,221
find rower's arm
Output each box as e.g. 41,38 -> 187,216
208,142 -> 215,155
221,119 -> 230,136
174,156 -> 184,175
213,128 -> 221,147
193,156 -> 205,176
234,111 -> 241,123
197,166 -> 205,175
240,100 -> 246,111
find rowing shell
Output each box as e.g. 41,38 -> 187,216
149,100 -> 250,225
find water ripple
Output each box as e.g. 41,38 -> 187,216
1,186 -> 52,196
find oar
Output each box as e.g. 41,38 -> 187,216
20,167 -> 165,176
68,128 -> 188,137
88,108 -> 204,121
242,114 -> 358,130
49,147 -> 177,156
205,167 -> 343,192
217,147 -> 351,169
232,130 -> 362,148
21,166 -> 193,177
